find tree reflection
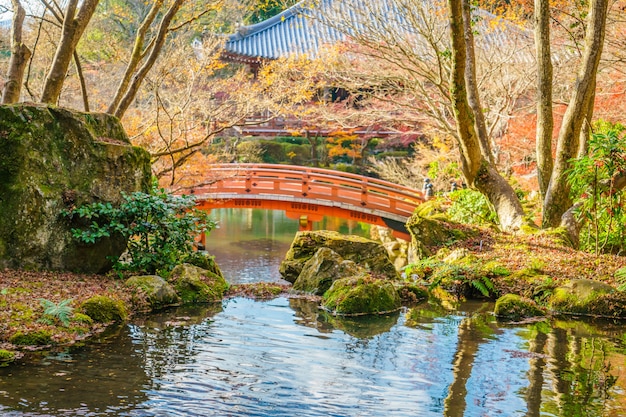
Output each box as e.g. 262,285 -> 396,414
443,304 -> 497,417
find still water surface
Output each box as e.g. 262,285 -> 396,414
2,209 -> 626,416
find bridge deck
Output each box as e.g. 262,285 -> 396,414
191,164 -> 423,239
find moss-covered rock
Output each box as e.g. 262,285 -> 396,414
0,104 -> 151,273
293,247 -> 362,295
184,252 -> 225,280
0,349 -> 15,366
321,274 -> 401,316
169,263 -> 229,303
9,329 -> 53,346
80,295 -> 128,323
71,312 -> 93,325
280,230 -> 398,283
126,275 -> 180,310
549,279 -> 626,318
494,294 -> 545,320
406,201 -> 468,260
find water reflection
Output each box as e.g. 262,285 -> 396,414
204,209 -> 370,283
0,325 -> 151,416
1,298 -> 626,416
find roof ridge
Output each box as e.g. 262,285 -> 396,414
229,1 -> 311,41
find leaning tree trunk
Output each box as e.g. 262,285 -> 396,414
40,0 -> 100,104
447,0 -> 525,232
1,0 -> 31,104
543,0 -> 609,228
112,0 -> 184,119
534,0 -> 554,202
107,0 -> 164,115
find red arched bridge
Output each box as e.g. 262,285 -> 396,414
191,163 -> 424,240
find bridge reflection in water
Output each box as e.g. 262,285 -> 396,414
191,163 -> 424,241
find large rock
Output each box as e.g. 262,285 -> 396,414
494,294 -> 545,321
549,279 -> 626,318
406,201 -> 469,260
126,275 -> 180,310
0,104 -> 151,272
321,274 -> 402,316
279,230 -> 399,283
169,263 -> 229,303
293,247 -> 361,295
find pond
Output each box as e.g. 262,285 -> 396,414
1,209 -> 626,416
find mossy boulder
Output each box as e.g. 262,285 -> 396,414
549,279 -> 626,318
126,275 -> 180,310
406,201 -> 468,260
279,230 -> 398,283
169,263 -> 229,303
80,295 -> 128,323
9,329 -> 53,346
494,294 -> 545,321
0,349 -> 15,366
293,247 -> 361,295
321,274 -> 402,316
184,252 -> 225,280
0,104 -> 151,272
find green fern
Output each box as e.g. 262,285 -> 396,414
471,276 -> 495,297
40,298 -> 74,327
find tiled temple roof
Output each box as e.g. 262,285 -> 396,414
223,0 -> 535,63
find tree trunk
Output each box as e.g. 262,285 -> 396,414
577,79 -> 596,159
40,0 -> 100,104
73,51 -> 90,112
543,0 -> 609,228
447,0 -> 525,232
107,0 -> 164,115
113,0 -> 184,119
534,0 -> 554,202
462,0 -> 493,164
2,0 -> 31,104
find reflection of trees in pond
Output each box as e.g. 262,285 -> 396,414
539,320 -> 622,416
443,308 -> 498,417
0,325 -> 150,415
129,303 -> 223,379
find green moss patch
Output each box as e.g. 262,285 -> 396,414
494,294 -> 545,321
322,274 -> 401,316
0,349 -> 15,366
9,329 -> 53,346
80,295 -> 128,323
169,263 -> 229,303
549,280 -> 626,318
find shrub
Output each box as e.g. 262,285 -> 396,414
67,183 -> 216,275
447,189 -> 497,226
567,123 -> 626,255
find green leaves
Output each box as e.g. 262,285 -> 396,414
39,298 -> 74,327
567,122 -> 626,255
66,184 -> 217,275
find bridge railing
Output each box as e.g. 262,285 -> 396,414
192,163 -> 424,220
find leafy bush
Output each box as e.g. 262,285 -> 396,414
67,184 -> 216,275
447,189 -> 497,226
567,123 -> 626,255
